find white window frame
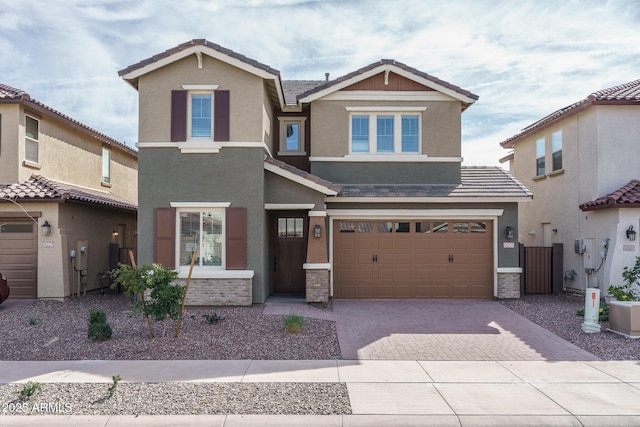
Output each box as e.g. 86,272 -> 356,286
346,107 -> 425,154
182,85 -> 218,142
551,130 -> 562,171
102,147 -> 111,183
535,137 -> 545,176
25,115 -> 39,164
277,117 -> 307,156
174,205 -> 226,276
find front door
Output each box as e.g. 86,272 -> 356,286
272,213 -> 307,294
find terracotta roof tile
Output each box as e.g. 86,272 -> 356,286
0,175 -> 137,211
501,79 -> 640,148
338,167 -> 532,198
580,180 -> 640,211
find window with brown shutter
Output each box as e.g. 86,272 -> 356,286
214,90 -> 230,141
226,207 -> 246,269
154,208 -> 175,268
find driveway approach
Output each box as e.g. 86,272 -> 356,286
264,299 -> 598,361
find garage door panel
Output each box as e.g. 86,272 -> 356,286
0,221 -> 37,298
333,219 -> 493,299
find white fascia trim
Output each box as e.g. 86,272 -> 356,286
310,155 -> 462,162
326,209 -> 504,218
264,162 -> 338,196
326,91 -> 455,102
171,202 -> 231,208
327,197 -> 532,203
182,84 -> 219,90
264,204 -> 315,210
298,64 -> 476,105
308,211 -> 327,217
497,267 -> 523,274
303,263 -> 331,270
345,106 -> 427,112
136,141 -> 273,157
177,269 -> 255,279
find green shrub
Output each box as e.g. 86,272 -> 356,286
88,309 -> 113,342
107,374 -> 122,398
17,381 -> 42,399
576,302 -> 609,322
203,312 -> 224,324
283,313 -> 305,333
607,256 -> 640,301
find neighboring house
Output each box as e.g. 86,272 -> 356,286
500,79 -> 640,294
119,39 -> 531,306
0,84 -> 138,300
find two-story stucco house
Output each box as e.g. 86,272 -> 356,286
120,39 -> 531,306
500,79 -> 640,294
0,84 -> 138,300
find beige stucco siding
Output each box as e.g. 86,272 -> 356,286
137,55 -> 267,143
309,99 -> 461,157
0,105 -> 20,184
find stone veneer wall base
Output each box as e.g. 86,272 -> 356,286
306,269 -> 329,303
176,278 -> 252,306
497,272 -> 521,299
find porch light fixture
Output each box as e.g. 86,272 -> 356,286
112,230 -> 119,238
505,226 -> 514,240
41,220 -> 51,237
627,225 -> 637,242
314,224 -> 322,238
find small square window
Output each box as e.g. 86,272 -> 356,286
278,117 -> 306,155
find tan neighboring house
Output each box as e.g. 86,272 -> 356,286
0,84 -> 138,300
500,79 -> 640,294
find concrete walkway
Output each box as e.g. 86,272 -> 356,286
2,359 -> 640,425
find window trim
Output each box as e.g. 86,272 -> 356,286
346,107 -> 425,154
175,207 -> 226,275
25,115 -> 40,164
551,130 -> 562,172
181,85 -> 219,142
277,117 -> 307,156
102,146 -> 111,184
535,137 -> 545,177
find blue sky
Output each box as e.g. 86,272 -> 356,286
1,0 -> 639,167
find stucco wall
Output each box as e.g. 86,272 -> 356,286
0,105 -> 20,184
137,55 -> 267,143
310,161 -> 461,185
264,172 -> 326,209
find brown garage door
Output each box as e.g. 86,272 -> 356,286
333,220 -> 493,299
0,222 -> 38,298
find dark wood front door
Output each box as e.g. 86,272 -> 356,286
272,213 -> 307,294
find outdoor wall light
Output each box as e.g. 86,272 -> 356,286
505,226 -> 514,240
112,230 -> 119,238
41,220 -> 51,237
552,228 -> 558,234
627,225 -> 637,242
314,224 -> 322,238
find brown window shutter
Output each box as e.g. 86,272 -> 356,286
154,208 -> 175,268
226,207 -> 246,269
171,90 -> 187,142
214,90 -> 230,141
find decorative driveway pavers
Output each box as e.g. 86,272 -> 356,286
264,298 -> 599,361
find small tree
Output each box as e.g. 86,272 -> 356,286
88,309 -> 113,342
110,263 -> 183,338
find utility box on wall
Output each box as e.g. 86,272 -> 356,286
76,240 -> 89,271
583,238 -> 596,269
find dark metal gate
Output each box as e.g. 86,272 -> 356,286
520,243 -> 563,294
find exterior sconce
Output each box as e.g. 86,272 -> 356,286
112,230 -> 119,238
627,225 -> 637,241
552,228 -> 558,234
505,226 -> 514,240
41,220 -> 51,236
314,224 -> 322,238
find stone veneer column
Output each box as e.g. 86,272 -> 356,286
497,268 -> 522,299
305,211 -> 330,302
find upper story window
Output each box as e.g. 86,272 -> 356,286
347,107 -> 425,154
535,137 -> 545,176
551,130 -> 562,171
178,209 -> 225,270
25,115 -> 39,163
278,117 -> 307,155
188,92 -> 213,139
102,147 -> 111,183
171,85 -> 230,145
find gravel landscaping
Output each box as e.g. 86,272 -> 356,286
0,294 -> 342,361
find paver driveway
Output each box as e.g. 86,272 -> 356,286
264,298 -> 598,361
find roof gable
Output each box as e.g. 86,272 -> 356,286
297,59 -> 478,110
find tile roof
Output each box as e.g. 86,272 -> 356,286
0,84 -> 136,157
264,157 -> 341,194
501,79 -> 640,148
579,180 -> 640,211
338,167 -> 532,198
296,59 -> 479,109
0,175 -> 137,211
282,80 -> 324,105
118,39 -> 281,80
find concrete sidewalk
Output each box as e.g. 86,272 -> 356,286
2,359 -> 640,425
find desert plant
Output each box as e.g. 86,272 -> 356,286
88,309 -> 113,342
107,374 -> 122,398
110,263 -> 183,337
27,316 -> 40,326
282,313 -> 305,333
203,312 -> 224,324
607,256 -> 640,301
17,381 -> 42,399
